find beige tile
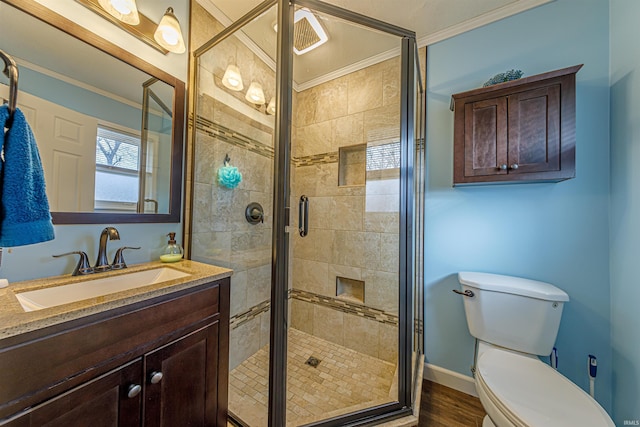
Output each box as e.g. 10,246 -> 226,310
296,77 -> 348,126
332,113 -> 364,151
292,258 -> 330,295
313,305 -> 344,345
221,327 -> 397,427
192,183 -> 213,233
297,121 -> 333,157
381,56 -> 401,107
348,67 -> 383,115
259,311 -> 271,348
307,196 -> 332,229
293,228 -> 333,263
331,231 -> 381,269
229,316 -> 261,370
364,103 -> 401,143
342,312 -> 379,358
246,264 -> 271,308
379,233 -> 400,273
291,299 -> 314,334
328,264 -> 362,294
230,270 -> 247,316
190,231 -> 231,264
365,212 -> 399,233
363,269 -> 399,315
378,323 -> 399,364
330,196 -> 364,231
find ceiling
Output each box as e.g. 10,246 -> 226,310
198,0 -> 552,88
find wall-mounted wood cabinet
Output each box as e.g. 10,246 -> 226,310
451,64 -> 582,185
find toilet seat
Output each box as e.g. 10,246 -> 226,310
475,349 -> 614,427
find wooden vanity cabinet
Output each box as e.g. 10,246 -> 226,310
451,64 -> 582,185
0,278 -> 230,427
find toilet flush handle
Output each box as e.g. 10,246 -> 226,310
452,289 -> 475,297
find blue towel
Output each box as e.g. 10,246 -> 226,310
0,105 -> 54,246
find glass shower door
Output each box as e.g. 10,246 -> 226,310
282,2 -> 420,425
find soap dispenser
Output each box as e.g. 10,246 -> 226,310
160,232 -> 183,263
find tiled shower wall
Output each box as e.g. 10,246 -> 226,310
290,56 -> 402,364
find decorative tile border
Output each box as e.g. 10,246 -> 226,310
195,115 -> 275,159
230,300 -> 270,330
230,289 -> 400,330
293,152 -> 339,167
194,113 -> 343,168
290,289 -> 399,326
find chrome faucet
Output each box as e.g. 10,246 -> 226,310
95,227 -> 120,272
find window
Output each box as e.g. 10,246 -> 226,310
366,141 -> 400,171
94,126 -> 141,212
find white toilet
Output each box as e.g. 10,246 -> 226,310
456,272 -> 614,427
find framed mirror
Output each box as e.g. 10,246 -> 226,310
0,0 -> 185,224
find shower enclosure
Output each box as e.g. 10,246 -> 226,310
188,0 -> 425,425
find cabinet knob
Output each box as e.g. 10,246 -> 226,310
127,384 -> 142,398
149,371 -> 164,384
499,164 -> 508,170
510,163 -> 519,170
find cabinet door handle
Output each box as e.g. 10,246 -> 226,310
499,164 -> 508,170
149,371 -> 163,384
510,163 -> 519,170
127,384 -> 142,398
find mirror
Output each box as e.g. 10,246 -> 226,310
0,0 -> 185,223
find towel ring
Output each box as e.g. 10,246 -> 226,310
0,49 -> 19,127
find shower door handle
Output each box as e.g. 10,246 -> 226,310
299,195 -> 309,237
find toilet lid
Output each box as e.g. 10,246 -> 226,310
476,349 -> 614,427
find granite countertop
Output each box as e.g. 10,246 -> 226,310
0,260 -> 232,341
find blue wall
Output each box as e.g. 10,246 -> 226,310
19,67 -> 142,131
610,0 -> 640,422
1,224 -> 183,282
425,0 -> 612,412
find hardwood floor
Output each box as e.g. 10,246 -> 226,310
419,380 -> 487,427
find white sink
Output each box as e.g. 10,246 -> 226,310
16,268 -> 191,312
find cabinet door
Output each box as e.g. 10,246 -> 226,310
143,323 -> 219,427
463,97 -> 508,177
507,84 -> 560,174
4,360 -> 142,427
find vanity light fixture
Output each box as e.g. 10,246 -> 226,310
222,64 -> 244,91
77,0 -> 185,55
245,82 -> 266,105
98,0 -> 140,25
154,7 -> 186,54
266,97 -> 276,115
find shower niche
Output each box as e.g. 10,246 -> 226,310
336,276 -> 365,303
338,144 -> 366,187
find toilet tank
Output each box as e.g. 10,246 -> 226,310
458,272 -> 569,356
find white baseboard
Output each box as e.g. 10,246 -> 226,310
423,363 -> 478,397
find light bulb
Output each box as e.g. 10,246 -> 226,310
222,65 -> 244,91
154,7 -> 186,53
245,82 -> 266,105
267,97 -> 276,115
98,0 -> 140,25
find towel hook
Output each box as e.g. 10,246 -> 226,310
0,49 -> 19,128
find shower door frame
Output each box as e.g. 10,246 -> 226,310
191,0 -> 421,425
271,1 -> 419,426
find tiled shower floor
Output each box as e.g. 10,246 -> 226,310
229,328 -> 397,426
